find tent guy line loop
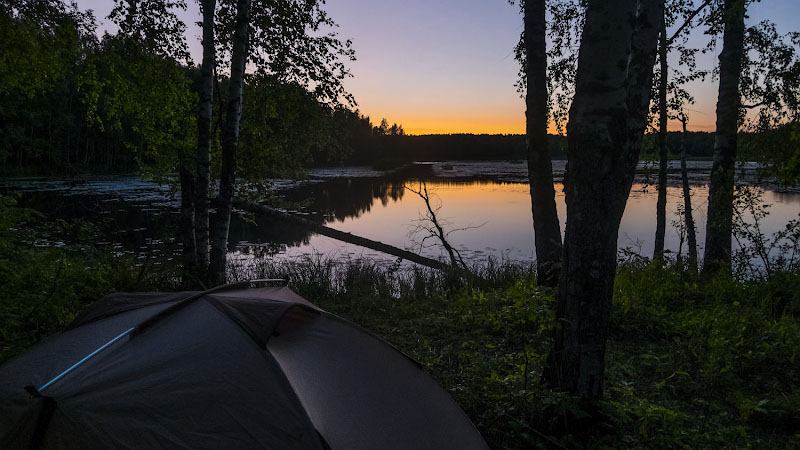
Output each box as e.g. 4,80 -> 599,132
32,279 -> 288,394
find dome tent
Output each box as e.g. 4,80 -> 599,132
0,281 -> 489,450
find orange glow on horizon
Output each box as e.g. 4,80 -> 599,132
397,117 -> 715,136
394,114 -> 524,136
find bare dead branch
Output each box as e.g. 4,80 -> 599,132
405,182 -> 475,271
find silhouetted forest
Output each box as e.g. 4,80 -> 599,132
355,130 -> 725,164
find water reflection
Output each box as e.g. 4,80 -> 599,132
9,168 -> 800,266
286,179 -> 408,223
272,179 -> 800,265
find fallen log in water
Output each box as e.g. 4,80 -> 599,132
233,199 -> 448,271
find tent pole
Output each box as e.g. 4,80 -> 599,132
33,279 -> 287,393
37,327 -> 135,393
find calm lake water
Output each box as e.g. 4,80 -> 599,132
4,161 -> 799,268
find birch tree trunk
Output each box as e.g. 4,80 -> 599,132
680,117 -> 698,273
194,0 -> 216,275
524,0 -> 563,287
703,0 -> 745,274
208,0 -> 251,286
653,14 -> 668,261
179,162 -> 197,281
543,0 -> 663,401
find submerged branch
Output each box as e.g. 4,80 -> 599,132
232,198 -> 448,271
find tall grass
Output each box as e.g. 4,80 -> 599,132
226,253 -> 536,300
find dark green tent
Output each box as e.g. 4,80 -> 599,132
0,283 -> 489,450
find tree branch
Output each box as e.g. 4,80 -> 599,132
405,182 -> 470,271
232,198 -> 449,271
742,101 -> 769,109
667,0 -> 713,46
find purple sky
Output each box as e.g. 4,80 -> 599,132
77,0 -> 800,134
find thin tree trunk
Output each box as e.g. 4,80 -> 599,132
542,0 -> 663,401
208,0 -> 251,286
703,0 -> 745,274
680,116 -> 698,273
195,0 -> 216,274
524,0 -> 563,287
179,163 -> 197,282
653,14 -> 668,261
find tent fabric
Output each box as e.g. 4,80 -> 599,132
269,308 -> 489,450
67,292 -> 190,330
0,285 -> 489,450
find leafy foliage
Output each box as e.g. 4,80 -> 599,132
0,0 -> 95,98
0,0 -> 371,177
237,76 -> 359,184
0,0 -> 96,170
226,0 -> 356,106
731,185 -> 800,279
109,0 -> 191,62
79,35 -> 197,179
740,21 -> 800,131
512,0 -> 584,135
611,263 -> 800,449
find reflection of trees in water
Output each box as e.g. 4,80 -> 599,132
21,165 -> 545,257
773,191 -> 800,205
288,179 -> 408,223
227,215 -> 314,252
286,176 -> 514,227
230,178 -> 409,253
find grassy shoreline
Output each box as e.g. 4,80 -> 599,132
2,196 -> 799,449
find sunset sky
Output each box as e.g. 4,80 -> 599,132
78,0 -> 800,135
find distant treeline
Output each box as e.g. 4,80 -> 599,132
350,134 -> 538,164
351,131 -> 720,164
349,129 -> 798,165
